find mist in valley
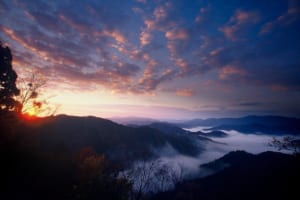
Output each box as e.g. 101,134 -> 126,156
123,126 -> 286,193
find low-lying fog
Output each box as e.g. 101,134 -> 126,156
125,126 -> 288,193
186,126 -> 276,154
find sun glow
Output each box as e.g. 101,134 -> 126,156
20,108 -> 38,121
26,107 -> 37,117
21,101 -> 44,119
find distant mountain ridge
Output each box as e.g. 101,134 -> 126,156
111,115 -> 300,135
110,116 -> 158,126
147,122 -> 190,135
179,115 -> 300,135
197,130 -> 228,138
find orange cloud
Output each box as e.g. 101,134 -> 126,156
176,88 -> 194,97
103,30 -> 127,44
1,26 -> 61,66
220,26 -> 238,41
165,29 -> 189,40
140,31 -> 152,46
175,58 -> 189,72
154,3 -> 171,19
234,10 -> 260,24
219,66 -> 247,80
143,2 -> 175,31
220,9 -> 260,41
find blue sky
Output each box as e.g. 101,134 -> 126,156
1,0 -> 300,119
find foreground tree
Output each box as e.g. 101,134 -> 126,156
0,41 -> 20,113
122,158 -> 183,200
17,72 -> 58,116
270,136 -> 300,156
73,147 -> 132,200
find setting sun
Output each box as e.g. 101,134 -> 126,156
21,101 -> 44,119
26,108 -> 37,117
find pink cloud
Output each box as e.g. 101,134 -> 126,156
221,26 -> 237,41
209,47 -> 225,56
144,20 -> 155,30
194,5 -> 211,23
1,26 -> 62,66
233,9 -> 260,24
165,29 -> 189,40
59,14 -> 90,33
175,88 -> 194,97
167,42 -> 177,55
220,9 -> 260,41
140,31 -> 152,46
1,25 -> 148,94
154,5 -> 169,19
103,30 -> 127,44
219,66 -> 247,80
93,29 -> 128,44
143,2 -> 176,32
260,6 -> 300,35
175,58 -> 189,72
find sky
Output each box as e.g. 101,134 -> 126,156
1,0 -> 300,120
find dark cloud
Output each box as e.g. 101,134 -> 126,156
0,1 -> 7,12
236,102 -> 262,107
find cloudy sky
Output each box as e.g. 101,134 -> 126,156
1,0 -> 300,119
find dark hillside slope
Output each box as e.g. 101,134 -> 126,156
147,122 -> 190,135
153,151 -> 300,200
29,115 -> 203,161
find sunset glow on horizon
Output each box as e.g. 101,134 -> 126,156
1,0 -> 300,120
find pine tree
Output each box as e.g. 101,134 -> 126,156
0,41 -> 20,112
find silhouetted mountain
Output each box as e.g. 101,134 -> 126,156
147,122 -> 190,135
201,150 -> 255,172
180,115 -> 300,135
197,130 -> 228,138
181,115 -> 300,127
110,116 -> 158,126
146,122 -> 216,143
208,123 -> 300,135
29,115 -> 204,162
1,114 -> 133,200
152,151 -> 300,200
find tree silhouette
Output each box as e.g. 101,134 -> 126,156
0,41 -> 20,113
270,136 -> 300,156
17,72 -> 49,116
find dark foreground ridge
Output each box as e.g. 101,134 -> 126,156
152,151 -> 300,200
